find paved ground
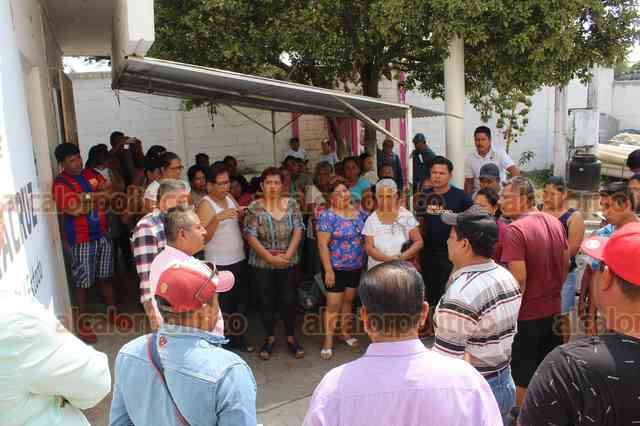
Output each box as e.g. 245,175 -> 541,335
83,313 -> 372,426
81,268 -> 397,425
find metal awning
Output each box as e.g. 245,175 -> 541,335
112,56 -> 444,184
112,56 -> 443,121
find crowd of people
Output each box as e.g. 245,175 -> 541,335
2,126 -> 640,426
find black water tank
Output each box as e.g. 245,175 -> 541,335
567,153 -> 601,191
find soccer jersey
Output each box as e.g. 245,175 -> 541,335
53,170 -> 107,245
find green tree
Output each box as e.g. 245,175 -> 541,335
151,0 -> 639,150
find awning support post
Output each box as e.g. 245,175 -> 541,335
227,104 -> 273,133
275,114 -> 302,135
406,107 -> 413,193
271,110 -> 278,166
332,96 -> 405,146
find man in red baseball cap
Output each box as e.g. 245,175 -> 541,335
519,223 -> 640,426
110,259 -> 258,425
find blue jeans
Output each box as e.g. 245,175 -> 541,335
486,366 -> 516,425
561,269 -> 578,314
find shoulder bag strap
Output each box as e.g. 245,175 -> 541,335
146,334 -> 190,426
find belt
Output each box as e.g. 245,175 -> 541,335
482,363 -> 510,380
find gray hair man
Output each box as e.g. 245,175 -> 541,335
145,205 -> 225,335
132,179 -> 190,330
304,261 -> 501,426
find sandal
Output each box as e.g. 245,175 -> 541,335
287,338 -> 305,359
339,335 -> 359,348
259,339 -> 275,360
320,347 -> 333,360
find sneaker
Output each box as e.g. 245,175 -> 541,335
78,322 -> 97,344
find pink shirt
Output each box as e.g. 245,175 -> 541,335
149,245 -> 225,336
303,339 -> 501,426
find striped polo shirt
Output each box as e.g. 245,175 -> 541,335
434,260 -> 522,377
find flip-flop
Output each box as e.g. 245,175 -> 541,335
259,339 -> 275,361
339,336 -> 359,348
287,338 -> 305,359
320,348 -> 333,360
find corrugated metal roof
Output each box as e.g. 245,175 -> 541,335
112,57 -> 445,120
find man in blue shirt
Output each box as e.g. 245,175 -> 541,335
415,156 -> 473,333
109,258 -> 257,426
411,133 -> 436,191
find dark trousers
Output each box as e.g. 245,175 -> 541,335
420,250 -> 453,308
114,220 -> 134,268
218,260 -> 249,341
253,266 -> 297,337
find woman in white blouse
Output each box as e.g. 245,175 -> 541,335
363,179 -> 423,270
196,162 -> 254,352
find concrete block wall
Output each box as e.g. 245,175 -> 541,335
296,114 -> 330,163
182,106 -> 291,173
71,72 -> 181,158
70,72 -> 293,177
72,70 -> 640,177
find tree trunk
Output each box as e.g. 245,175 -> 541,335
505,121 -> 513,154
361,63 -> 380,169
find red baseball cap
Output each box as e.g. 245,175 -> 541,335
155,259 -> 234,313
581,222 -> 640,286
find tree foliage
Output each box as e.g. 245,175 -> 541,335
151,0 -> 639,146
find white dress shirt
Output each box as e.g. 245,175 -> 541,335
464,147 -> 515,192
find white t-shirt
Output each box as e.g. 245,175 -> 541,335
319,152 -> 339,167
143,179 -> 189,202
202,195 -> 246,266
282,147 -> 309,162
362,207 -> 419,270
143,180 -> 160,202
305,184 -> 325,207
305,185 -> 326,239
464,147 -> 515,193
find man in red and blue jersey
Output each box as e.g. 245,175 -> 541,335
53,143 -> 124,342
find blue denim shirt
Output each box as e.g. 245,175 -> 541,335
109,324 -> 257,426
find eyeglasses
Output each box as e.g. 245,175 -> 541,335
215,180 -> 230,186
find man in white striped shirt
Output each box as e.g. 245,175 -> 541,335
434,205 -> 522,424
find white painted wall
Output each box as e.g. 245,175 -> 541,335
403,74 -> 631,172
406,85 -> 557,171
1,0 -> 72,318
612,79 -> 640,131
71,73 -> 293,175
73,69 -> 640,178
